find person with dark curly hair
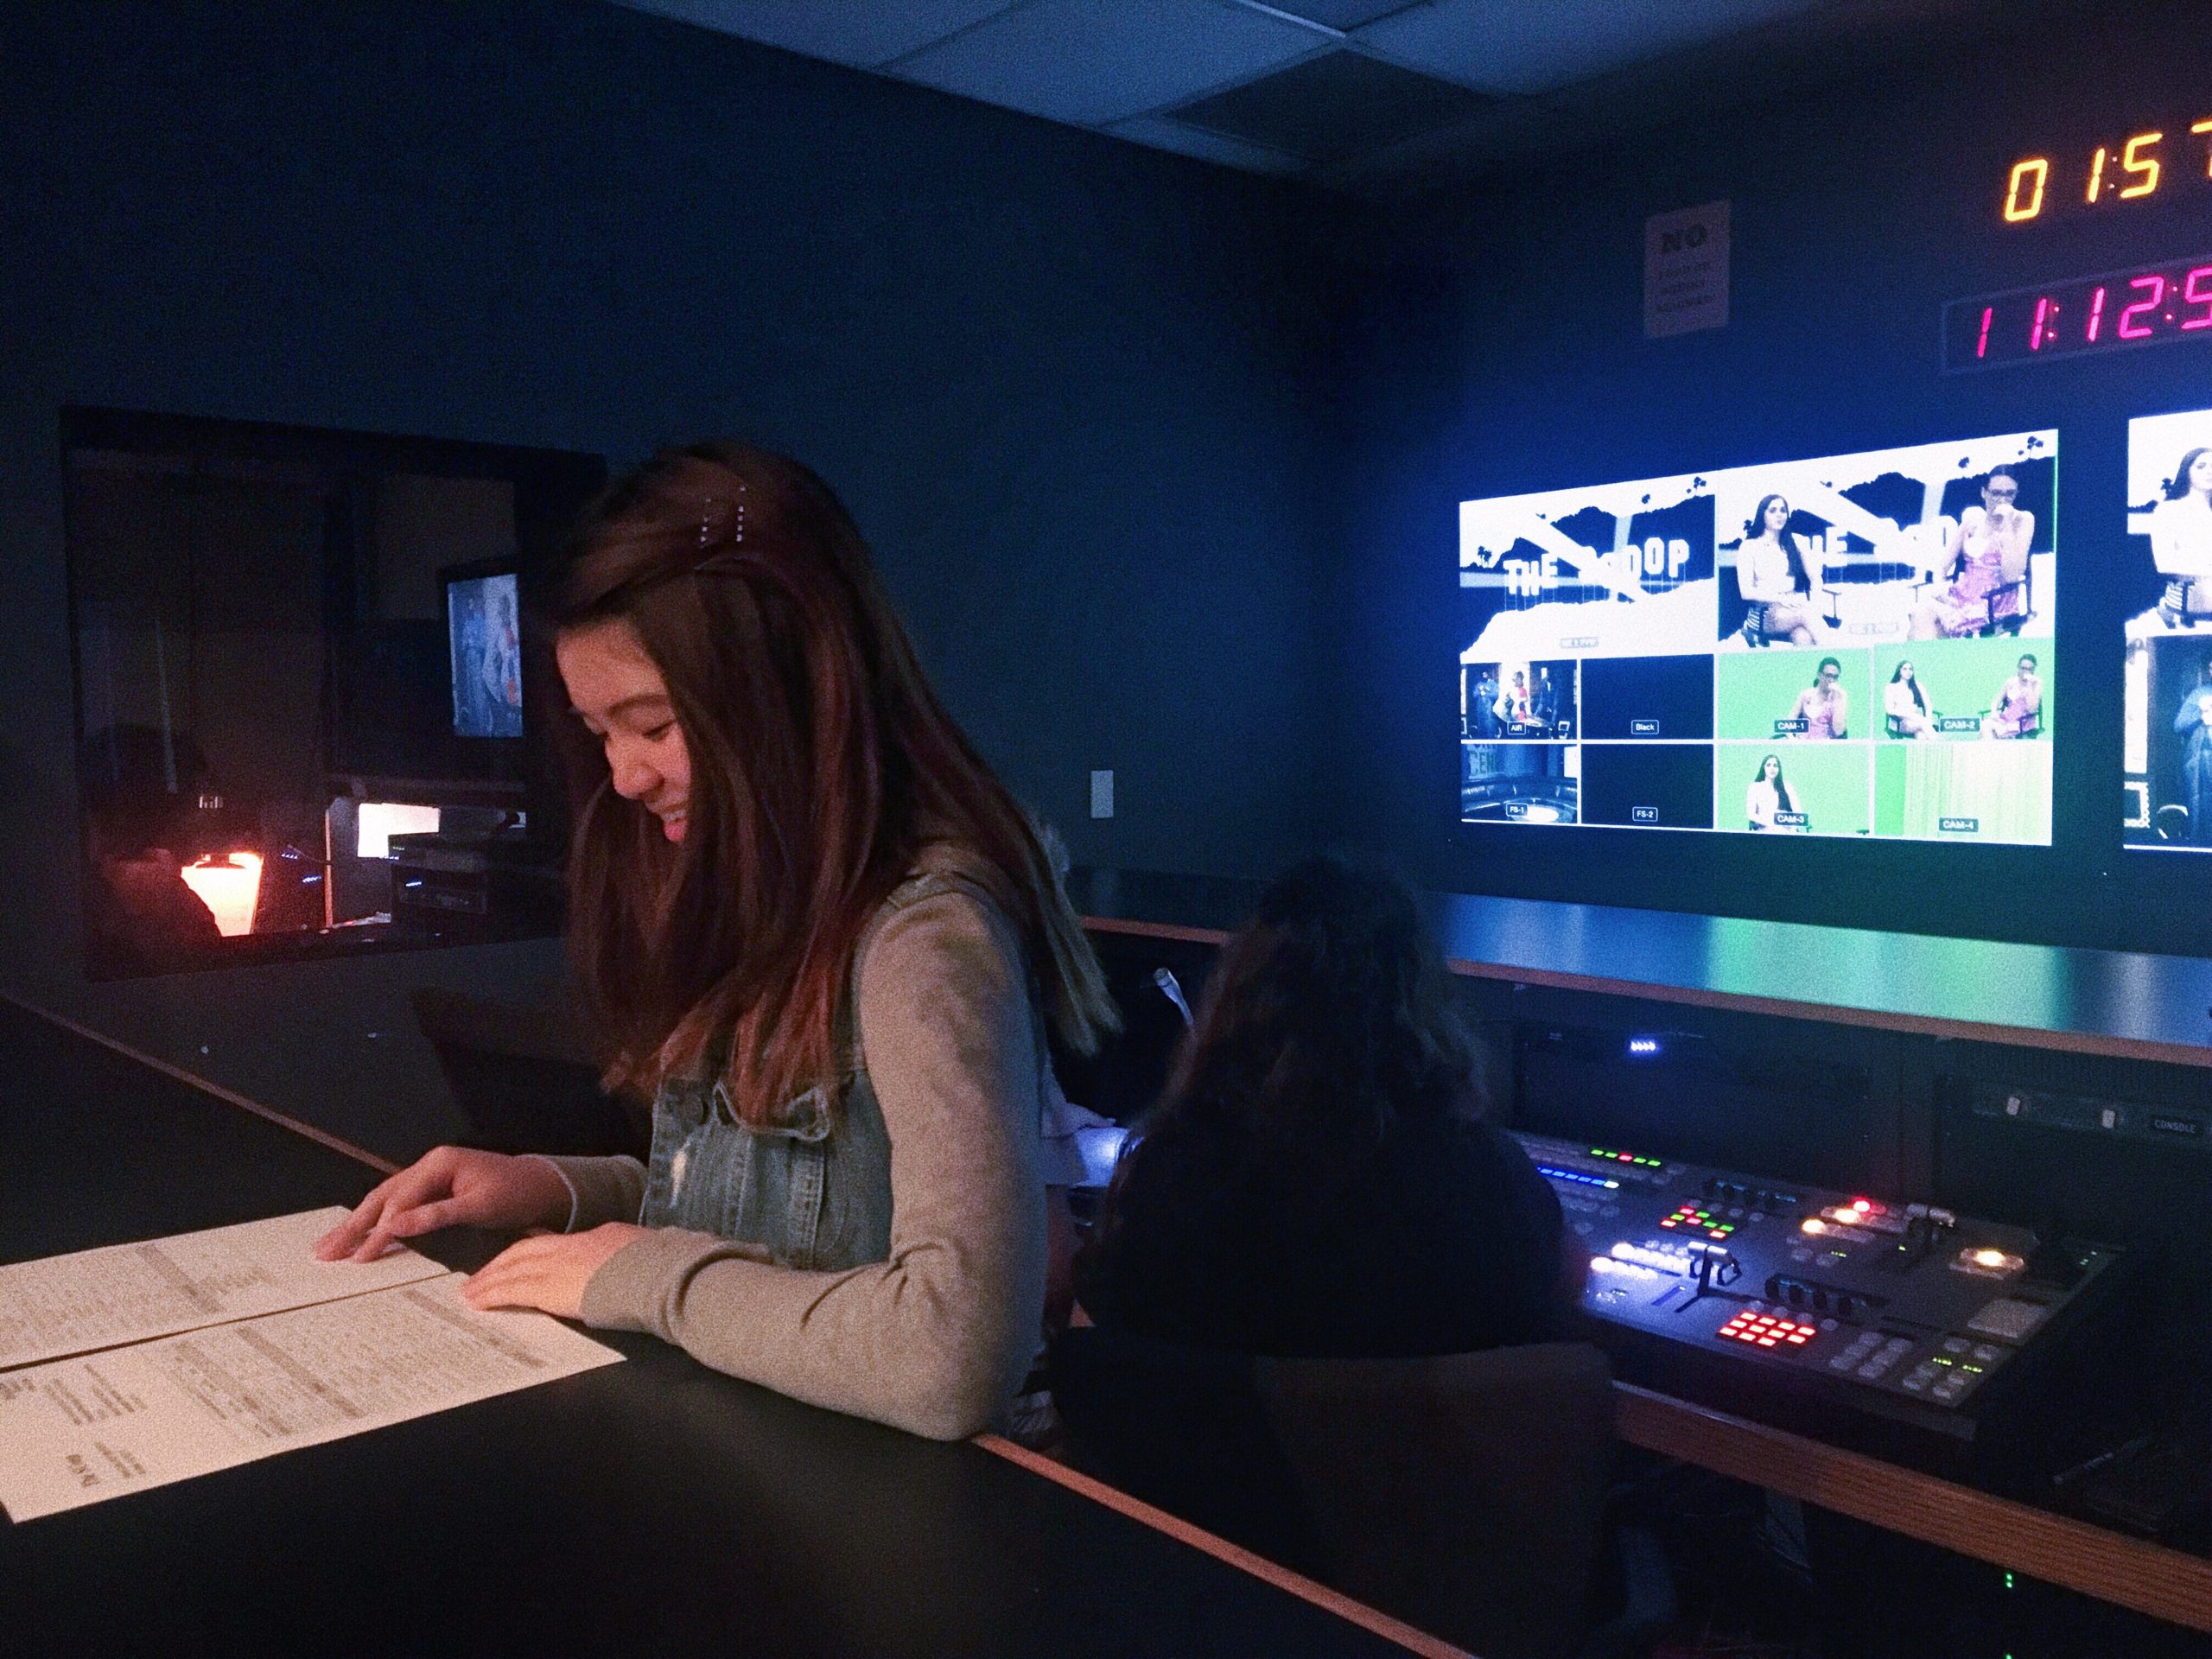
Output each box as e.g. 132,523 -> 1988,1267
1073,858 -> 1573,1359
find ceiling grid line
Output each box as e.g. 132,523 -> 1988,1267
1211,0 -> 1345,41
874,0 -> 1036,73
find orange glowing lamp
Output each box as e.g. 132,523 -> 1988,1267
181,852 -> 262,937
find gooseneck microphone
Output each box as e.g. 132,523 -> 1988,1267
1153,967 -> 1193,1028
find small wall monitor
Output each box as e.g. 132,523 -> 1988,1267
1457,431 -> 2056,844
2123,408 -> 2212,852
442,562 -> 523,740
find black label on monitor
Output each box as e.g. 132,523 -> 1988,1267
1939,816 -> 1980,833
1630,718 -> 1660,735
1775,718 -> 1808,735
1504,802 -> 1529,819
1631,806 -> 1659,823
1938,715 -> 1981,734
1775,810 -> 1808,827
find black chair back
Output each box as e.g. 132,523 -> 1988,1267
1051,1324 -> 1318,1573
1254,1342 -> 1615,1659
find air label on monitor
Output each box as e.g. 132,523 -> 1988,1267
1774,718 -> 1808,735
1630,719 -> 1660,734
1632,806 -> 1659,823
1775,810 -> 1808,827
1939,816 -> 1981,833
1938,715 -> 1982,734
1560,636 -> 1599,651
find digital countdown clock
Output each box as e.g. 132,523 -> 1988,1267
2001,119 -> 2212,222
1943,255 -> 2212,372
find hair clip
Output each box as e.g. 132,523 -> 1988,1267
697,480 -> 748,552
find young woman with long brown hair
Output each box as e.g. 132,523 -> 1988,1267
315,441 -> 1116,1440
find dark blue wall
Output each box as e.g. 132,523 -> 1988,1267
12,0 -> 2209,1156
1326,0 -> 2212,956
0,0 -> 1344,1153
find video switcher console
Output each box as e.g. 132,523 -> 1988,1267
1514,1131 -> 2132,1445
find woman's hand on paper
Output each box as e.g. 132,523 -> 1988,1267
460,1224 -> 647,1319
314,1147 -> 575,1263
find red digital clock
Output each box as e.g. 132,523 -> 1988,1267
1943,256 -> 2212,371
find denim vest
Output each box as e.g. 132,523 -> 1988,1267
637,870 -> 1039,1272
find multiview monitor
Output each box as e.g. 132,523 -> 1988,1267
2124,408 -> 2212,852
1457,432 -> 2056,844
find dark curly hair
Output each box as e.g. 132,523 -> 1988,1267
1150,858 -> 1482,1151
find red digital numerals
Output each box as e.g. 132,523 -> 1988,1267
1963,262 -> 2212,368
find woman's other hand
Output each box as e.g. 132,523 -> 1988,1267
314,1147 -> 575,1262
460,1224 -> 648,1319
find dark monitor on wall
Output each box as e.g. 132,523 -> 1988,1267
442,559 -> 525,742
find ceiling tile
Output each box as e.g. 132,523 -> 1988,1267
1166,48 -> 1492,164
1355,0 -> 1834,95
612,1 -> 1020,70
888,0 -> 1328,127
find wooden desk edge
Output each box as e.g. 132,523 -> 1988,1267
2,991 -> 399,1174
1082,915 -> 2212,1070
1613,1382 -> 2212,1635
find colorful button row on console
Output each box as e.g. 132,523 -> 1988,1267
1658,1204 -> 1736,1240
1589,1148 -> 1663,1167
1536,1165 -> 1623,1192
1718,1312 -> 1817,1349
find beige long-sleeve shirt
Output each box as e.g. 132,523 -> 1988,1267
539,875 -> 1046,1441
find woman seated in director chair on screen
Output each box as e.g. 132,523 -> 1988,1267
315,440 -> 1117,1441
1910,468 -> 2034,640
1736,493 -> 1829,647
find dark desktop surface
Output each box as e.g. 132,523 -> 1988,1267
0,1001 -> 1410,1659
1068,867 -> 2212,1067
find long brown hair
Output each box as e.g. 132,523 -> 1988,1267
550,440 -> 1116,1120
1157,858 -> 1479,1147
